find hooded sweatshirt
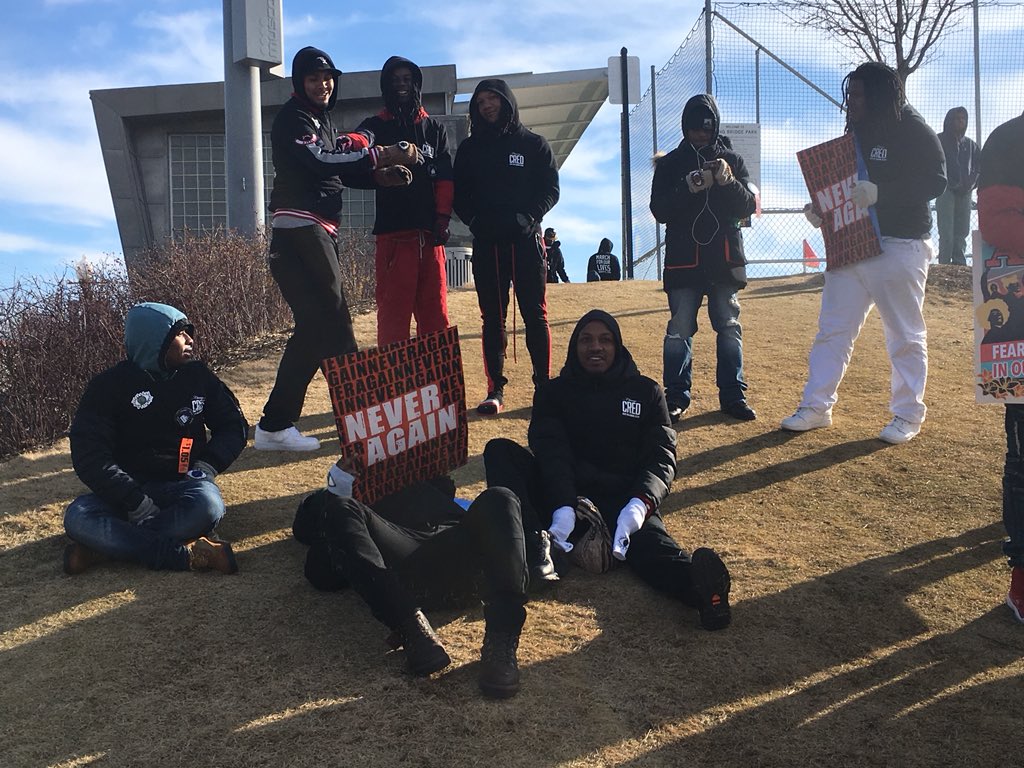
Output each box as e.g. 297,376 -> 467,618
650,94 -> 756,291
70,303 -> 248,517
528,310 -> 675,518
268,46 -> 378,230
938,107 -> 980,195
587,238 -> 621,281
453,79 -> 560,242
355,56 -> 454,234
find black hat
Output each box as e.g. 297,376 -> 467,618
544,227 -> 556,238
683,105 -> 716,132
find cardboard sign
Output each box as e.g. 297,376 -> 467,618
797,134 -> 881,270
321,326 -> 469,503
974,242 -> 1024,403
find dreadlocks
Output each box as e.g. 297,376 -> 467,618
843,61 -> 906,131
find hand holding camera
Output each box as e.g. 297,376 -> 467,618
686,167 -> 713,194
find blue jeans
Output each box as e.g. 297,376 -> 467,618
663,285 -> 747,408
63,479 -> 225,570
935,189 -> 971,265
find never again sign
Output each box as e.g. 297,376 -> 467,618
321,326 -> 469,504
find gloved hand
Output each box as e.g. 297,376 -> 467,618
612,497 -> 648,561
326,460 -> 355,498
433,215 -> 451,246
187,460 -> 218,481
803,202 -> 823,229
707,158 -> 734,185
686,168 -> 713,194
548,505 -> 576,553
850,179 -> 878,209
373,166 -> 413,188
515,212 -> 535,233
129,495 -> 160,525
374,141 -> 423,168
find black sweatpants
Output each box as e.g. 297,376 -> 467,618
326,486 -> 529,632
471,234 -> 551,394
261,225 -> 357,431
483,438 -> 702,607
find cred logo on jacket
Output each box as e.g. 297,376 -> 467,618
509,152 -> 525,167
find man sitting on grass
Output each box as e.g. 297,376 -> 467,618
63,302 -> 247,575
484,309 -> 732,631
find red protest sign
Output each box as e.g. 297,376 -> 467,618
797,134 -> 881,270
320,326 -> 468,504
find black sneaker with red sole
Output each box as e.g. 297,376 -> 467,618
690,547 -> 731,630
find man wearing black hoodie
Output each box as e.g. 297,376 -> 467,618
651,94 -> 757,423
256,47 -> 421,452
783,62 -> 946,444
936,106 -> 980,265
453,79 -> 560,415
356,56 -> 455,347
586,238 -> 621,282
544,228 -> 569,283
484,310 -> 732,631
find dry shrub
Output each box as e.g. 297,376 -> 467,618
0,227 -> 376,458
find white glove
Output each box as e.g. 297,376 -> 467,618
803,203 -> 823,229
548,505 -> 576,553
326,461 -> 355,498
850,179 -> 878,209
612,497 -> 648,561
707,158 -> 734,186
129,495 -> 160,525
685,168 -> 713,194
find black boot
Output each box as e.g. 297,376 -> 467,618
479,603 -> 526,699
396,610 -> 451,676
528,530 -> 559,589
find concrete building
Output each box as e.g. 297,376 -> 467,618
91,64 -> 609,270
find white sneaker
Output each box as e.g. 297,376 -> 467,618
254,425 -> 320,452
780,407 -> 832,432
879,416 -> 921,444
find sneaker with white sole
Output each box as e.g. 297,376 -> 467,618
254,425 -> 320,452
1006,566 -> 1024,624
878,416 -> 921,444
477,390 -> 504,416
780,406 -> 832,432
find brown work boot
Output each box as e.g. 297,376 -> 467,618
63,542 -> 107,575
187,536 -> 238,574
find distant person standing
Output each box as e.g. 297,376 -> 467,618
544,228 -> 569,283
977,108 -> 1024,623
649,94 -> 757,423
256,47 -> 420,452
936,106 -> 980,265
781,62 -> 946,444
585,239 -> 621,282
453,79 -> 560,416
356,56 -> 455,347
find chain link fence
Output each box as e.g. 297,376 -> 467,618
629,1 -> 1024,280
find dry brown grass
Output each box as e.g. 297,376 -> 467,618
2,266 -> 1021,767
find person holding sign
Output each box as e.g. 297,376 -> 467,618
453,79 -> 560,416
977,110 -> 1024,623
484,310 -> 732,631
650,94 -> 758,423
293,469 -> 529,698
63,303 -> 247,575
782,62 -> 946,444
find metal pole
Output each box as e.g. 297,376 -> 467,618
620,48 -> 634,279
651,64 -> 662,281
705,0 -> 713,93
223,0 -> 264,235
973,0 -> 982,144
755,48 -> 761,124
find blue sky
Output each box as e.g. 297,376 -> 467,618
0,0 -> 709,286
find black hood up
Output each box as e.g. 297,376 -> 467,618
469,78 -> 520,135
380,55 -> 423,117
562,309 -> 639,382
598,238 -> 614,254
681,93 -> 721,144
291,46 -> 341,112
943,106 -> 968,136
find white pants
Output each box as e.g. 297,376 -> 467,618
799,237 -> 933,424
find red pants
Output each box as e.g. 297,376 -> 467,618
375,230 -> 450,347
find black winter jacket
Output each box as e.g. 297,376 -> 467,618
268,47 -> 375,222
650,94 -> 756,292
356,56 -> 454,234
528,310 -> 675,513
545,239 -> 569,282
453,79 -> 559,243
70,305 -> 248,519
852,103 -> 946,239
